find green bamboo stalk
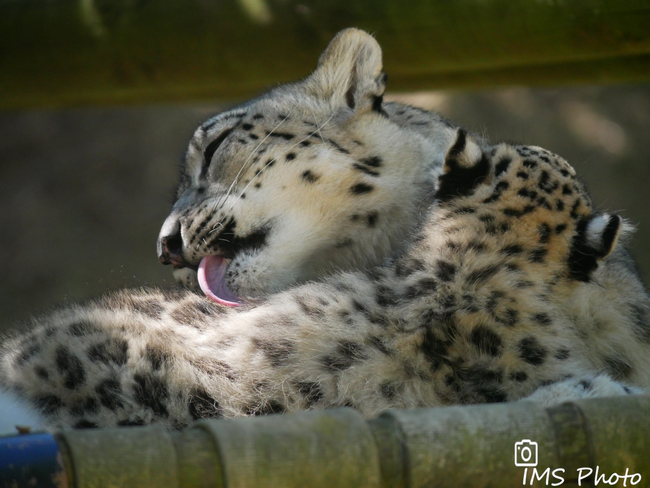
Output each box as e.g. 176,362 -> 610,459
1,0 -> 650,109
28,395 -> 647,488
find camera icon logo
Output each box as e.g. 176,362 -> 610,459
514,439 -> 538,467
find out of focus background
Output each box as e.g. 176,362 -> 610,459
1,1 -> 650,330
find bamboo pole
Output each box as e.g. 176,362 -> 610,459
2,0 -> 650,109
1,395 -> 649,487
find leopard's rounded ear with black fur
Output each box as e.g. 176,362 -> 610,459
435,129 -> 491,202
305,28 -> 387,114
569,213 -> 627,282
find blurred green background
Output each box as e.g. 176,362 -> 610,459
1,0 -> 650,330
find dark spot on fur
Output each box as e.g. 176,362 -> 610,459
95,378 -> 124,410
497,308 -> 519,327
189,388 -> 222,420
421,326 -> 452,372
503,205 -> 536,217
436,260 -> 456,282
367,211 -> 379,227
380,382 -> 398,400
494,156 -> 512,177
133,300 -> 165,320
350,183 -> 374,195
295,297 -> 324,317
352,163 -> 380,177
286,152 -> 296,161
321,341 -> 366,371
368,335 -> 392,356
208,218 -> 269,260
294,381 -> 324,407
302,170 -> 319,183
555,223 -> 567,234
453,206 -> 476,215
242,123 -> 253,130
16,342 -> 41,366
501,244 -> 523,256
467,265 -> 500,284
266,131 -> 295,140
326,139 -> 349,154
568,218 -> 599,282
376,285 -> 398,307
252,338 -> 295,367
470,326 -> 503,356
395,259 -> 425,277
523,159 -> 537,169
35,366 -> 49,380
404,278 -> 438,300
531,313 -> 552,326
68,321 -> 98,336
35,395 -> 63,414
71,397 -> 99,417
538,223 -> 552,244
133,373 -> 169,417
87,339 -> 129,366
145,345 -> 171,371
483,181 -> 509,204
511,371 -> 528,382
529,247 -> 547,263
555,348 -> 570,360
518,337 -> 547,365
454,366 -> 506,403
74,420 -> 99,429
56,346 -> 86,389
538,171 -> 559,193
517,188 -> 538,200
436,131 -> 490,202
246,400 -> 286,416
360,156 -> 382,167
603,356 -> 632,380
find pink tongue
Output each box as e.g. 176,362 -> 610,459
198,256 -> 242,307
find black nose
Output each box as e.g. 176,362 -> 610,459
158,231 -> 187,267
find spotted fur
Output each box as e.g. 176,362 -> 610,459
2,126 -> 648,429
2,29 -> 648,431
157,29 -> 458,297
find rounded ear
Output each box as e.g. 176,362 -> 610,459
568,214 -> 626,282
435,129 -> 490,202
305,28 -> 387,113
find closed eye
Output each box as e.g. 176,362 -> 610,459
201,128 -> 234,178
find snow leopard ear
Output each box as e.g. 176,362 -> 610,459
306,28 -> 387,113
568,214 -> 626,282
436,129 -> 491,202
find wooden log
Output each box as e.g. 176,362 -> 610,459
1,0 -> 650,109
2,396 -> 647,487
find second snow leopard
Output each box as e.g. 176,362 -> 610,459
1,29 -> 649,430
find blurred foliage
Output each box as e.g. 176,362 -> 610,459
1,0 -> 650,108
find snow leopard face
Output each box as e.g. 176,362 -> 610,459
157,29 -> 455,305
